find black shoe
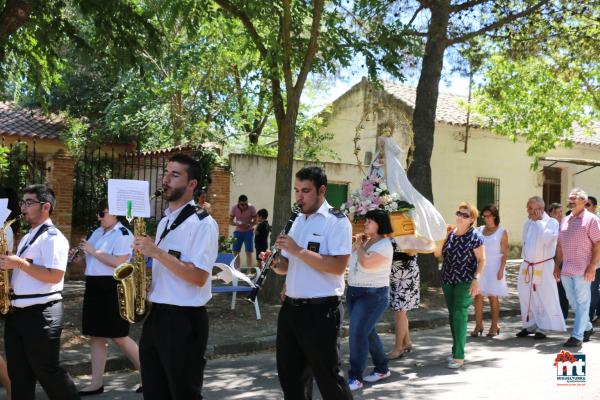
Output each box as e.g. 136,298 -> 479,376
135,385 -> 143,393
534,332 -> 547,340
79,386 -> 104,396
516,328 -> 533,337
564,337 -> 583,347
583,328 -> 593,342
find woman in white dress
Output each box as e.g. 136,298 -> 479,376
472,204 -> 508,337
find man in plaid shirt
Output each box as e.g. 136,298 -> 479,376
554,188 -> 600,347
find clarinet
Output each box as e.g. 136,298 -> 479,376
68,226 -> 97,264
246,205 -> 300,304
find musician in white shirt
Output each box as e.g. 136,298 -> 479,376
0,184 -> 79,400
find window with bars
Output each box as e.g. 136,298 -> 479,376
477,177 -> 500,225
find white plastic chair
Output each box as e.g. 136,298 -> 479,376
212,253 -> 261,320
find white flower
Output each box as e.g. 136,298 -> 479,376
380,183 -> 387,191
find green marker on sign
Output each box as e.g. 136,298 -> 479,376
126,200 -> 133,222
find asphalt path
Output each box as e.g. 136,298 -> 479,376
10,316 -> 600,400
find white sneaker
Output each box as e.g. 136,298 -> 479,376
348,379 -> 363,391
363,370 -> 391,383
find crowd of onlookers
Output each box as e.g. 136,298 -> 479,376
343,187 -> 600,391
223,188 -> 600,390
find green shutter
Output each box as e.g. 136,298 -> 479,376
325,183 -> 348,209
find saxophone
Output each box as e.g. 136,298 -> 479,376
0,217 -> 19,315
114,188 -> 163,323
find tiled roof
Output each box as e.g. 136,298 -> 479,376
0,102 -> 65,140
381,81 -> 600,148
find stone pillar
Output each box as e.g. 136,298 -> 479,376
208,166 -> 231,237
44,150 -> 75,242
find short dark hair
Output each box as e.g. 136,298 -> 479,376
295,166 -> 327,191
548,203 -> 562,213
96,198 -> 128,226
588,196 -> 597,207
257,209 -> 268,219
168,153 -> 202,185
239,194 -> 248,202
364,209 -> 393,235
481,204 -> 500,226
96,199 -> 109,214
22,184 -> 56,214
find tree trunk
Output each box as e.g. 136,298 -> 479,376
0,0 -> 33,63
407,2 -> 450,286
261,113 -> 297,302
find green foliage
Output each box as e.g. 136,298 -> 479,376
0,142 -> 44,189
218,235 -> 236,253
474,3 -> 599,167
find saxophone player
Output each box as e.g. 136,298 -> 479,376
0,184 -> 79,400
0,188 -> 16,400
70,199 -> 141,396
133,154 -> 218,400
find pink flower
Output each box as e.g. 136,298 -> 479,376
362,182 -> 375,196
372,196 -> 382,206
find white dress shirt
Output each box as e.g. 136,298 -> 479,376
12,219 -> 69,307
149,200 -> 219,307
283,200 -> 352,298
85,221 -> 133,276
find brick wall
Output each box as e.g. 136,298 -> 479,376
44,151 -> 75,243
207,166 -> 231,237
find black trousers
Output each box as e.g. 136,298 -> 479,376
276,300 -> 353,400
140,303 -> 208,400
4,300 -> 80,400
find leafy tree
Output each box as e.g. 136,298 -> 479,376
474,3 -> 599,164
211,0 -> 419,298
371,0 -> 560,284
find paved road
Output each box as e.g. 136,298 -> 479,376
10,316 -> 599,400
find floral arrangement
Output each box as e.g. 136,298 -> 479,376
341,173 -> 414,220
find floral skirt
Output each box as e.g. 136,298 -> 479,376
390,255 -> 420,312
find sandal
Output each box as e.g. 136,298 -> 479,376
447,359 -> 464,369
388,349 -> 406,360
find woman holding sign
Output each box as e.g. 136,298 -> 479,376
71,199 -> 142,396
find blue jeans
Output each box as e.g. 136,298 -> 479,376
589,269 -> 600,322
562,274 -> 592,340
347,286 -> 389,381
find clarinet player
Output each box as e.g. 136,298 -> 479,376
269,166 -> 353,399
70,199 -> 142,396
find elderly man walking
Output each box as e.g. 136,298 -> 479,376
516,196 -> 565,339
554,188 -> 600,347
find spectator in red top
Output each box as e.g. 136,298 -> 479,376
229,195 -> 257,269
554,188 -> 600,347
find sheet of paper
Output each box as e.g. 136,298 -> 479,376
108,179 -> 151,218
0,199 -> 10,226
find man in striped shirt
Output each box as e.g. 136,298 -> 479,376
554,188 -> 600,347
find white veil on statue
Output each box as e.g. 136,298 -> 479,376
374,136 -> 447,253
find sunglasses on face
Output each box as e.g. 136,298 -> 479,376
455,211 -> 471,219
97,211 -> 107,218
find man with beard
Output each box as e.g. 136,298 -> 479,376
0,184 -> 80,400
271,166 -> 353,400
133,154 -> 218,399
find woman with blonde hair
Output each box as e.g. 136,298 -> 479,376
435,202 -> 485,369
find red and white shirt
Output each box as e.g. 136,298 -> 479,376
559,209 -> 600,276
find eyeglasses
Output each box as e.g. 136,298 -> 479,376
455,211 -> 471,219
19,199 -> 46,207
97,211 -> 106,218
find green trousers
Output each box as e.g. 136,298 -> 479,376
442,281 -> 473,360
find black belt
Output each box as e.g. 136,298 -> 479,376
284,296 -> 341,307
151,302 -> 206,311
10,290 -> 62,300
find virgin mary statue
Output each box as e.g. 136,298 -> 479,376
369,134 -> 447,252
